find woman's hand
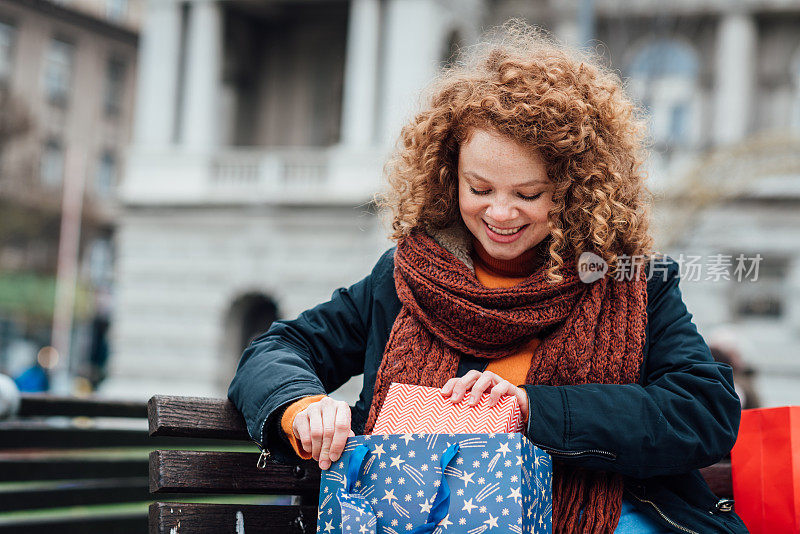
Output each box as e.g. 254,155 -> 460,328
292,396 -> 355,470
441,370 -> 530,423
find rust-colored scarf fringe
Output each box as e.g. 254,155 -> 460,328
364,231 -> 648,534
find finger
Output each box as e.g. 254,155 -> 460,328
318,404 -> 337,470
441,377 -> 459,396
293,411 -> 312,453
349,429 -> 355,437
329,403 -> 351,464
307,406 -> 324,462
450,371 -> 482,403
516,387 -> 530,423
489,381 -> 513,407
469,372 -> 497,405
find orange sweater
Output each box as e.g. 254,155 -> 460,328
281,239 -> 544,458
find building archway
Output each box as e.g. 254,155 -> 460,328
218,292 -> 279,392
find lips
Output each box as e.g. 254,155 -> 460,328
482,220 -> 529,243
485,222 -> 525,235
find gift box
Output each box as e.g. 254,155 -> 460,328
372,383 -> 524,435
317,432 -> 552,534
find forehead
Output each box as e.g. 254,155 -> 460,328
458,127 -> 549,185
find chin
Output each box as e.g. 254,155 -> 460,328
485,243 -> 526,261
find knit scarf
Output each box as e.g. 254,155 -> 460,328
364,228 -> 648,534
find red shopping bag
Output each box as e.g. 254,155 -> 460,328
730,406 -> 800,533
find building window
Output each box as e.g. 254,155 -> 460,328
43,38 -> 74,106
627,39 -> 700,147
87,237 -> 113,287
0,21 -> 15,83
442,30 -> 463,68
94,150 -> 117,197
40,139 -> 64,186
104,57 -> 125,116
106,0 -> 128,22
732,255 -> 788,319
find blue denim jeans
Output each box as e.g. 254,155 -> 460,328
614,498 -> 673,533
578,497 -> 672,533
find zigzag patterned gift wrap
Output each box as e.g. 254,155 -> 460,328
372,383 -> 523,435
317,432 -> 552,534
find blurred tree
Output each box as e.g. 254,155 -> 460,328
0,87 -> 57,275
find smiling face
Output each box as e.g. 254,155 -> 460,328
457,127 -> 555,261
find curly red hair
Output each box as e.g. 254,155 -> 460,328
377,21 -> 653,282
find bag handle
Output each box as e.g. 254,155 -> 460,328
341,441 -> 461,534
410,442 -> 460,534
344,444 -> 371,494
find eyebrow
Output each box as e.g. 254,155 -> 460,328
463,171 -> 549,187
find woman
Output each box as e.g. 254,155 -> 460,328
229,23 -> 747,534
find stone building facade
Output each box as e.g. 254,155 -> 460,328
111,0 -> 800,406
0,0 -> 137,385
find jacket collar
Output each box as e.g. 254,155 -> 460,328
426,223 -> 474,272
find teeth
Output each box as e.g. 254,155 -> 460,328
487,223 -> 523,235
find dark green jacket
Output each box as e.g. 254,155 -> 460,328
229,248 -> 748,533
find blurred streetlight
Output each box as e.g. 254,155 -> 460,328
50,148 -> 87,394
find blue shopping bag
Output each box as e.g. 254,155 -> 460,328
317,433 -> 552,534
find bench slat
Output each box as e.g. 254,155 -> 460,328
19,394 -> 147,418
150,451 -> 731,498
0,425 -> 246,450
149,502 -> 317,534
699,461 -> 732,499
0,455 -> 146,481
0,478 -> 150,511
148,395 -> 249,440
0,425 -> 152,449
149,450 -> 321,495
0,513 -> 145,533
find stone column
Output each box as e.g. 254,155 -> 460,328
340,0 -> 381,147
553,19 -> 581,49
379,0 -> 448,145
713,12 -> 756,146
132,0 -> 181,147
180,0 -> 223,150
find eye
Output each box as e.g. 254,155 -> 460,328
518,192 -> 544,201
469,187 -> 491,196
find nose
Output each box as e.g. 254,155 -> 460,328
485,199 -> 518,223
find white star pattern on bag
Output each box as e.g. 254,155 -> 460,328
321,433 -> 552,534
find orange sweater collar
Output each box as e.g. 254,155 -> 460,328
471,238 -> 548,278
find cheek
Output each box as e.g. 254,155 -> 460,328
522,201 -> 553,225
458,189 -> 479,217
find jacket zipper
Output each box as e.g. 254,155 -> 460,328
255,425 -> 270,469
628,491 -> 699,534
478,362 -> 617,461
530,442 -> 617,460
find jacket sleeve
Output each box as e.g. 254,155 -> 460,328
521,259 -> 741,479
227,249 -> 393,462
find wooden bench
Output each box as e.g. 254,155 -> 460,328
147,395 -> 735,534
148,395 -> 320,533
0,393 -> 235,533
